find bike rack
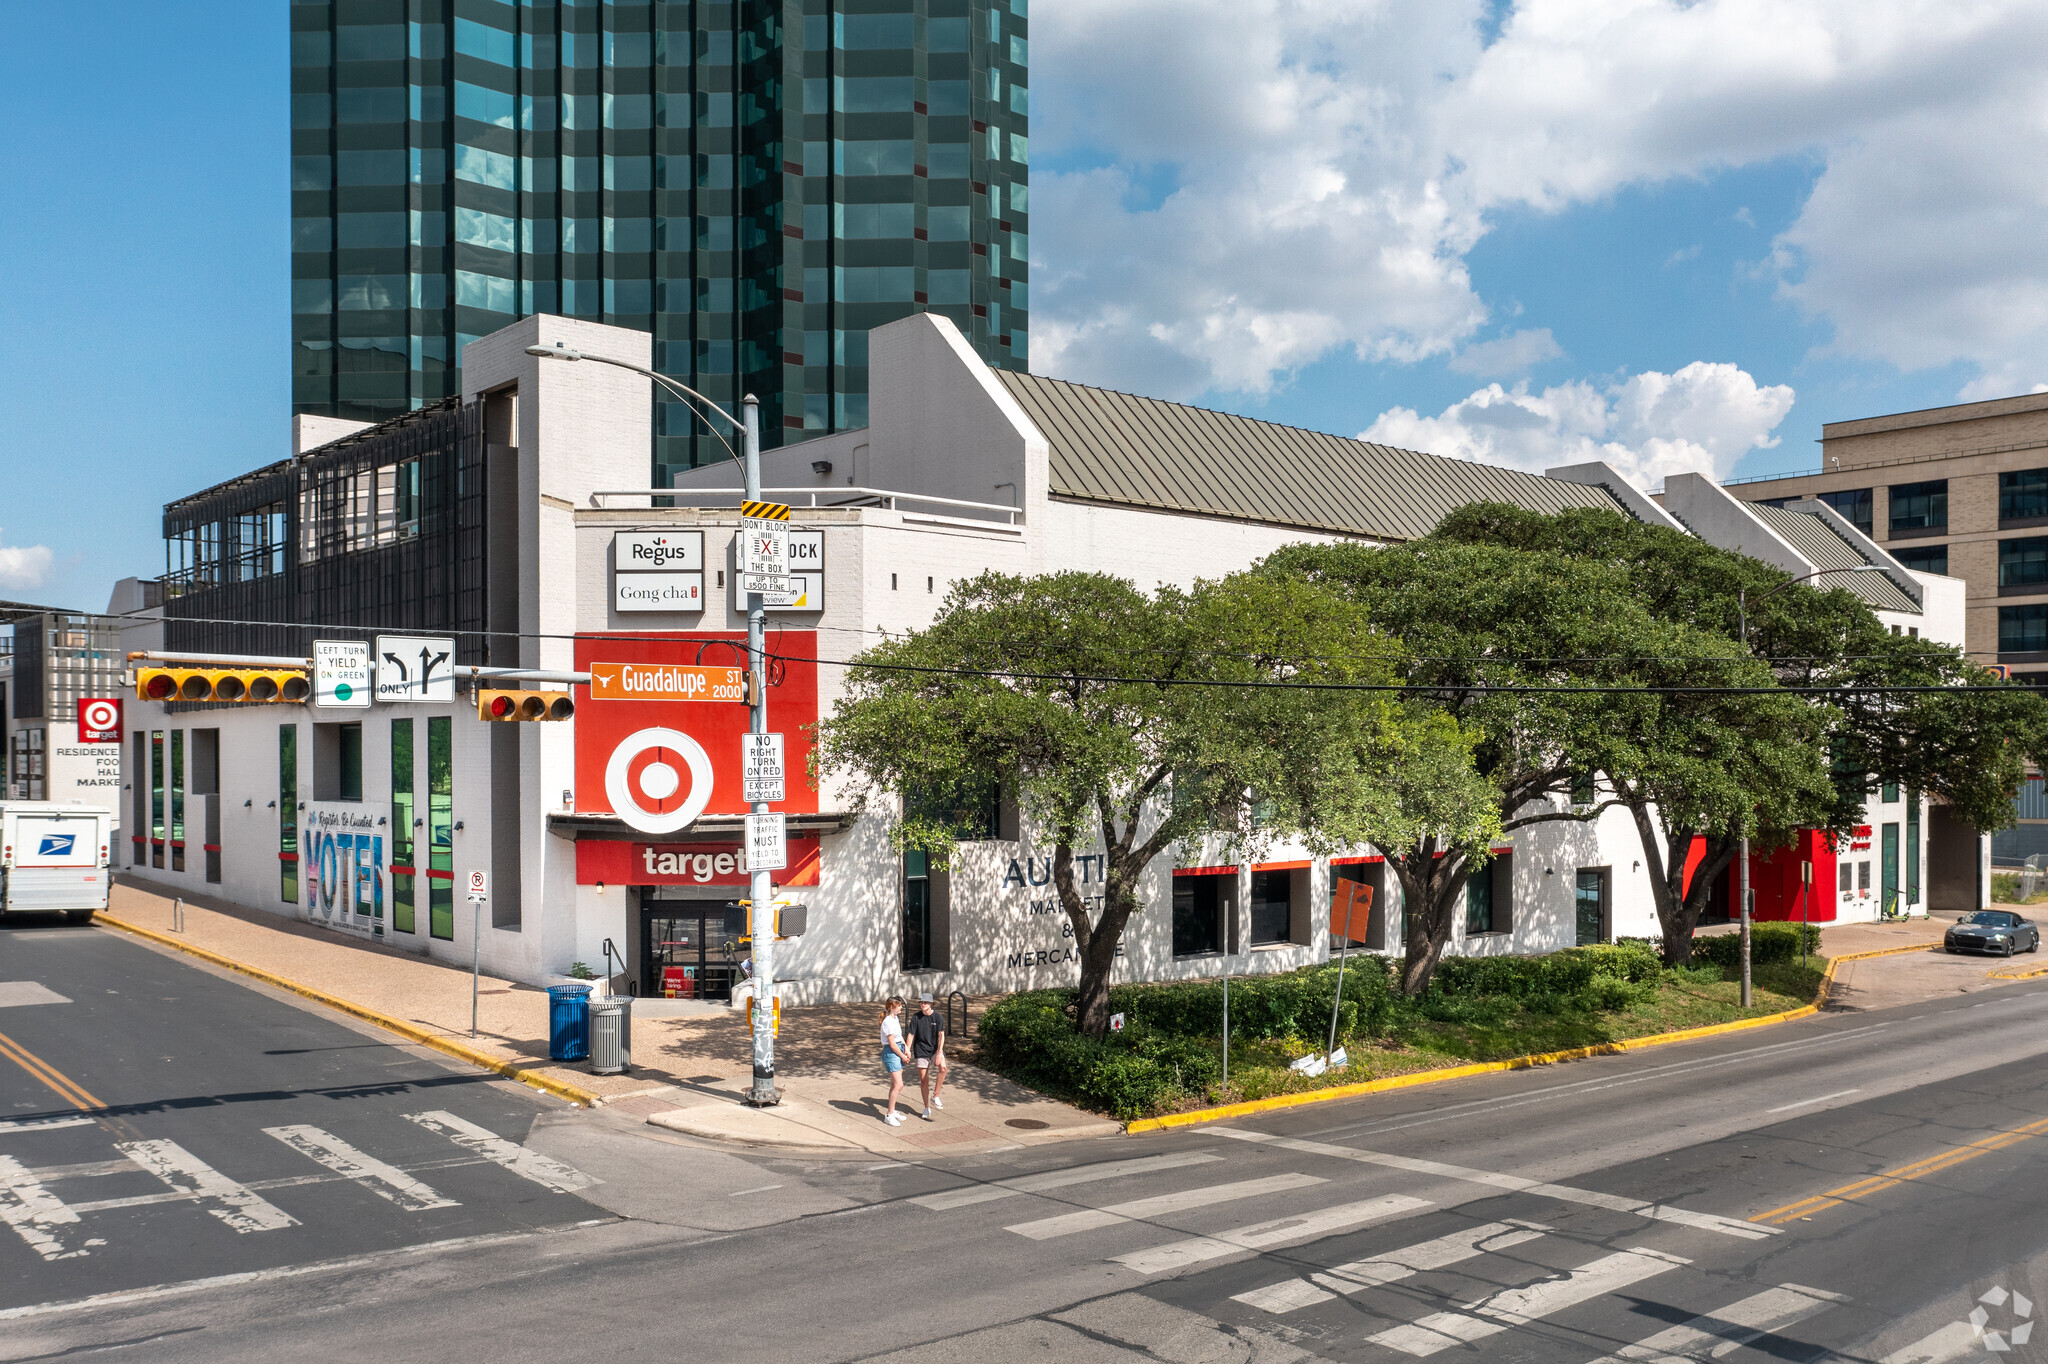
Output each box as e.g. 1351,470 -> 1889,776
945,990 -> 969,1039
601,937 -> 630,996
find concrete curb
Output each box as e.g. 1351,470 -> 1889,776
93,912 -> 606,1109
1124,943 -> 1936,1135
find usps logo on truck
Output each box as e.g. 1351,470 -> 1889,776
38,835 -> 76,858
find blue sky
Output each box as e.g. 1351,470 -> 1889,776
4,1 -> 2044,614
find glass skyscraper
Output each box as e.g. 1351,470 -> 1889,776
289,0 -> 1028,480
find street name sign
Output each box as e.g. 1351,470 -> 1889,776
375,635 -> 457,702
742,732 -> 785,803
314,640 -> 372,709
745,812 -> 788,871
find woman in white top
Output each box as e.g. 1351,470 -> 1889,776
878,997 -> 910,1125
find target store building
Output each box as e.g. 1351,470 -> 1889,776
126,313 -> 1971,1006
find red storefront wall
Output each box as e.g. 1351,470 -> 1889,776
1678,829 -> 1842,922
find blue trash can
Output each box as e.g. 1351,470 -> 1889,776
547,984 -> 593,1061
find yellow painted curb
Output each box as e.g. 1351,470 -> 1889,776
1124,942 -> 1939,1135
1987,959 -> 2048,981
93,912 -> 606,1109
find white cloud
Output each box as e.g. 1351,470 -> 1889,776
1448,328 -> 1565,376
1360,362 -> 1796,488
0,534 -> 54,592
1031,0 -> 2048,401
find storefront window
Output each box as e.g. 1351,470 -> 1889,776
279,725 -> 298,903
1465,871 -> 1493,935
1171,873 -> 1222,957
171,730 -> 185,872
1907,790 -> 1921,904
428,715 -> 453,940
1249,869 -> 1290,945
391,718 -> 415,933
151,731 -> 166,869
903,849 -> 931,969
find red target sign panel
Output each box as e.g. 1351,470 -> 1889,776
78,698 -> 123,744
573,632 -> 818,834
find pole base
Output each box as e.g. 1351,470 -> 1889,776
744,1086 -> 783,1108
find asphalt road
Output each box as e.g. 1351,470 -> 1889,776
5,922 -> 2048,1364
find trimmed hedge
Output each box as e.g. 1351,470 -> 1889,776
975,991 -> 1223,1119
1428,943 -> 1662,1000
1686,922 -> 1822,969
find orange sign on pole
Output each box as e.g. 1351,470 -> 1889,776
587,662 -> 746,703
1331,881 -> 1375,942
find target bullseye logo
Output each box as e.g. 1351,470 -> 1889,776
77,697 -> 123,744
605,728 -> 714,834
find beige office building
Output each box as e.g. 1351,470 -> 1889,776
1729,391 -> 2048,866
1726,391 -> 2048,671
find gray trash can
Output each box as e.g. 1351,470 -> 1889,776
590,996 -> 632,1075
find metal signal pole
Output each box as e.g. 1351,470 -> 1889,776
741,393 -> 779,1107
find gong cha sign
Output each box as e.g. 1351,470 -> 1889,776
573,632 -> 818,834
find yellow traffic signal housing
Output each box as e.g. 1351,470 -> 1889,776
136,666 -> 310,704
476,688 -> 575,721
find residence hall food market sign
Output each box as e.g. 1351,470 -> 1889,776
571,631 -> 819,836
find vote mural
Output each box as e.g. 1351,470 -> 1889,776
303,802 -> 391,939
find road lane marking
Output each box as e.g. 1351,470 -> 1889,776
0,1219 -> 619,1321
0,1114 -> 97,1135
1755,1115 -> 2048,1224
0,1028 -> 104,1111
1005,1172 -> 1323,1240
1234,1219 -> 1552,1313
404,1110 -> 597,1194
264,1125 -> 459,1211
1323,1024 -> 1897,1141
729,1184 -> 782,1197
117,1140 -> 297,1233
0,1152 -> 86,1261
1583,1282 -> 1849,1364
1213,1129 -> 1775,1239
1766,1090 -> 1862,1114
1369,1246 -> 1688,1357
913,1152 -> 1227,1211
1116,1192 -> 1432,1276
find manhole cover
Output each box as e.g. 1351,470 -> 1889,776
1005,1118 -> 1050,1130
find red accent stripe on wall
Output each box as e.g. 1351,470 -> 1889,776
390,864 -> 417,876
1251,859 -> 1312,872
424,868 -> 454,880
201,844 -> 221,853
278,852 -> 299,862
1329,855 -> 1385,866
1172,865 -> 1237,877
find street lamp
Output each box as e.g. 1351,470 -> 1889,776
1732,563 -> 1886,1006
528,342 -> 782,1107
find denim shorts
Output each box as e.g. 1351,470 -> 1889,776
881,1048 -> 903,1074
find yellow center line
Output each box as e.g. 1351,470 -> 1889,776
1755,1115 -> 2048,1224
0,1028 -> 106,1112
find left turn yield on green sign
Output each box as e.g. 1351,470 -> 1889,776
315,640 -> 372,708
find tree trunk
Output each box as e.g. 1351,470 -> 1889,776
1056,843 -> 1142,1040
1619,795 -> 1737,965
1389,837 -> 1475,997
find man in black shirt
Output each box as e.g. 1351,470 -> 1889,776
908,992 -> 949,1120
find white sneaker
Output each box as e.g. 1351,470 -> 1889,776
885,1113 -> 903,1126
923,1107 -> 934,1121
932,1096 -> 944,1110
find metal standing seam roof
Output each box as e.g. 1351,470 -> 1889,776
993,370 -> 1632,542
1747,503 -> 1920,613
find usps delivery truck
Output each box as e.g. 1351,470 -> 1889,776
1,803 -> 114,923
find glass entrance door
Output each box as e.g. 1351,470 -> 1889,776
643,900 -> 745,1001
1882,823 -> 1900,917
1575,869 -> 1607,945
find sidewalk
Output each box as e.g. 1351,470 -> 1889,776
99,878 -> 1118,1157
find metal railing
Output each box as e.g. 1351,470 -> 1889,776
588,485 -> 1021,525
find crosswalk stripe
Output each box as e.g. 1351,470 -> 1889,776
1213,1129 -> 1774,1240
1370,1246 -> 1689,1357
264,1125 -> 460,1212
1235,1218 -> 1552,1313
1114,1193 -> 1433,1276
1585,1282 -> 1849,1364
1004,1173 -> 1323,1241
0,1114 -> 97,1135
0,1152 -> 85,1261
117,1140 -> 297,1234
404,1111 -> 596,1194
911,1152 -> 1227,1211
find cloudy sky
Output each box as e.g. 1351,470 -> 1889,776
2,1 -> 2045,611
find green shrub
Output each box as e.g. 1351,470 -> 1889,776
1686,922 -> 1821,969
975,990 -> 1224,1119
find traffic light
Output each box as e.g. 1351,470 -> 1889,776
135,666 -> 310,704
476,688 -> 575,721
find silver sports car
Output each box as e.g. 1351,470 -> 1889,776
1945,910 -> 2041,956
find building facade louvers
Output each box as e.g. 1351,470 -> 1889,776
289,0 -> 1029,483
